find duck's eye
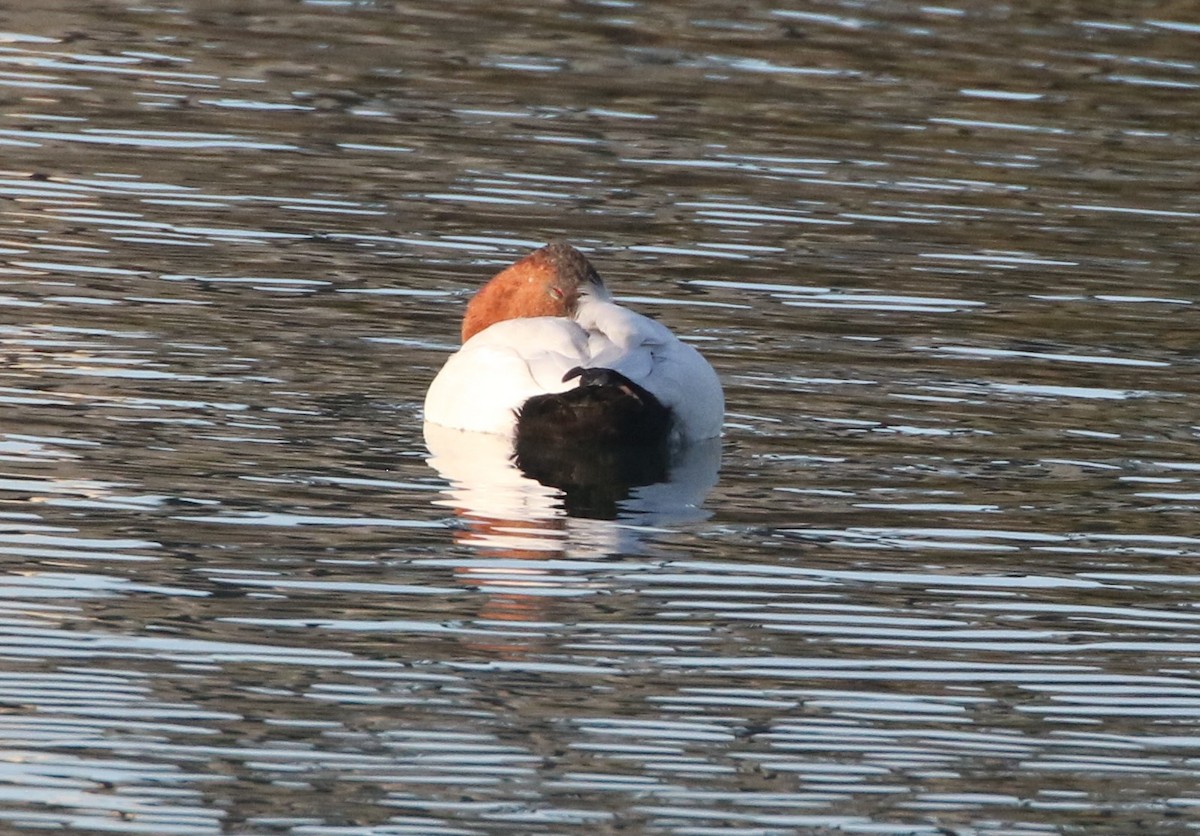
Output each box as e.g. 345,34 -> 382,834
548,287 -> 565,300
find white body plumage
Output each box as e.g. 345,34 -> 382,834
424,291 -> 723,445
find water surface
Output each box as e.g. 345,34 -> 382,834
2,1 -> 1199,833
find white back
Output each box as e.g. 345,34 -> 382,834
424,293 -> 724,442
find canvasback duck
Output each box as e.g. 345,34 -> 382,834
423,242 -> 724,448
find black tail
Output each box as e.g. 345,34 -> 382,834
513,368 -> 672,518
515,367 -> 672,449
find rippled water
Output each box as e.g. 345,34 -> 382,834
2,1 -> 1200,833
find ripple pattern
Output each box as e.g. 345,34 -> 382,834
2,1 -> 1199,834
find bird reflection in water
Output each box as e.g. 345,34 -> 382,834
512,434 -> 668,520
424,423 -> 720,652
424,422 -> 720,537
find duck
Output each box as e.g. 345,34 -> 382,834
423,242 -> 724,451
